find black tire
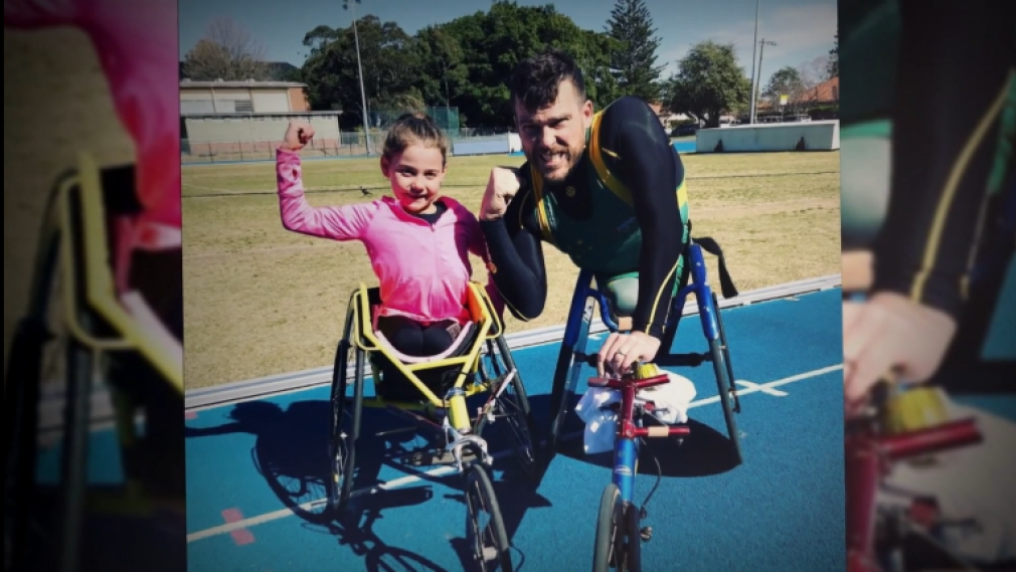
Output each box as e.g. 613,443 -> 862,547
463,460 -> 512,571
712,293 -> 737,407
623,501 -> 641,571
474,337 -> 539,479
5,318 -> 49,572
59,334 -> 93,569
712,292 -> 742,465
592,484 -> 623,571
709,336 -> 742,465
6,177 -> 95,572
328,339 -> 362,514
547,301 -> 593,465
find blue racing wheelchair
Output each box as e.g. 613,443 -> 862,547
544,233 -> 744,470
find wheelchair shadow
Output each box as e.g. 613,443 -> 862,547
186,398 -> 548,570
529,393 -> 741,477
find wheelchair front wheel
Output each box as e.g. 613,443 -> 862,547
593,483 -> 641,571
463,459 -> 512,571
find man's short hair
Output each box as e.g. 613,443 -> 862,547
509,49 -> 587,112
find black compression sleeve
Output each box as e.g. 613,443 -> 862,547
479,181 -> 548,321
871,0 -> 1016,320
600,96 -> 685,337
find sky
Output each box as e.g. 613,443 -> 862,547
178,0 -> 836,88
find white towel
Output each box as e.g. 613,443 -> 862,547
880,393 -> 1016,563
574,371 -> 697,454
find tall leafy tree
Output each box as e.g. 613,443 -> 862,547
605,0 -> 665,102
666,41 -> 751,127
299,16 -> 423,128
440,1 -> 613,127
415,25 -> 468,109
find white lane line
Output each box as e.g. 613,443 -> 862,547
185,363 -> 842,542
735,380 -> 788,397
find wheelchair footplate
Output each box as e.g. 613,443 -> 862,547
383,403 -> 488,470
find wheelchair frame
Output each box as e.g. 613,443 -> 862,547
841,282 -> 988,572
545,238 -> 743,471
587,364 -> 691,571
4,153 -> 182,571
328,280 -> 537,571
845,380 -> 984,572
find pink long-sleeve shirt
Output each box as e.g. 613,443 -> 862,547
276,148 -> 502,324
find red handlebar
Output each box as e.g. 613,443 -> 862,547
881,418 -> 981,461
588,373 -> 670,390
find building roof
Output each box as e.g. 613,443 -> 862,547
180,79 -> 307,89
796,76 -> 838,103
757,76 -> 838,110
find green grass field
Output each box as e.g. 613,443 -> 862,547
182,150 -> 841,388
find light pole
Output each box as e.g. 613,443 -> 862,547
344,0 -> 371,155
749,0 -> 759,124
754,39 -> 776,122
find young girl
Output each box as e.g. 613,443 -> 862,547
276,113 -> 502,395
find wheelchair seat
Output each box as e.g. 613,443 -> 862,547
357,284 -> 490,402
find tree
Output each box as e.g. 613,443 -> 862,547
438,1 -> 614,127
605,0 -> 665,102
296,2 -> 621,127
764,66 -> 804,97
416,25 -> 469,108
299,15 -> 423,128
666,41 -> 751,127
827,32 -> 838,78
182,18 -> 271,81
799,56 -> 830,88
763,66 -> 806,114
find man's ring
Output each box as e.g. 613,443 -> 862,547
616,349 -> 627,355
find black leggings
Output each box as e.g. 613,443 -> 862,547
376,315 -> 455,357
375,316 -> 458,399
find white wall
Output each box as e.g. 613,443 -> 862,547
180,88 -> 293,115
695,120 -> 840,152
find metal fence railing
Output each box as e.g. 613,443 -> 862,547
181,128 -> 513,164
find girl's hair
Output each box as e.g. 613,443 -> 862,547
382,112 -> 449,165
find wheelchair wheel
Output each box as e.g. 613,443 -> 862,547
593,484 -> 640,571
328,338 -> 363,514
708,293 -> 742,464
463,459 -> 512,571
5,315 -> 50,571
548,298 -> 595,463
6,179 -> 94,571
474,337 -> 539,478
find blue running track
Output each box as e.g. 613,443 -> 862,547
181,286 -> 846,571
30,280 -> 1016,570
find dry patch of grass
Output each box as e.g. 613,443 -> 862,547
183,150 -> 840,388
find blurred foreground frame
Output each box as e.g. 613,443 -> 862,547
4,153 -> 185,572
839,1 -> 1016,570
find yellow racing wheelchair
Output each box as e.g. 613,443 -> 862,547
4,154 -> 183,572
328,280 -> 537,571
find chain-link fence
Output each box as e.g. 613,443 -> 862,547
182,129 -> 514,163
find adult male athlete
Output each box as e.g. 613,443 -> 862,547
478,49 -> 689,376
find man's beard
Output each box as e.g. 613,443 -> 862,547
529,145 -> 576,180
